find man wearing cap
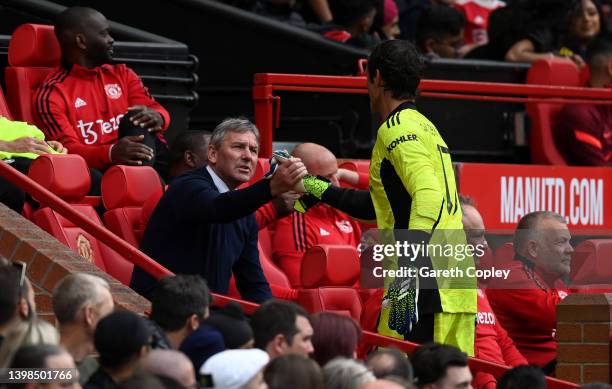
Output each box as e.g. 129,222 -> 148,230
201,349 -> 268,389
85,311 -> 152,389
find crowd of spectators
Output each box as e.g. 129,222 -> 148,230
1,4 -> 612,389
223,0 -> 612,64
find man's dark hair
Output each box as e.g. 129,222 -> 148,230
415,5 -> 465,51
497,365 -> 547,389
366,348 -> 413,381
411,343 -> 468,387
150,275 -> 211,332
167,130 -> 211,170
0,264 -> 26,326
586,35 -> 612,68
367,40 -> 424,100
329,0 -> 378,28
54,7 -> 99,41
251,300 -> 310,349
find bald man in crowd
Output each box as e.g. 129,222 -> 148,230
138,349 -> 196,388
272,142 -> 362,287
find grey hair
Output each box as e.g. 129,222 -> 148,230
513,211 -> 567,255
323,357 -> 376,389
52,273 -> 110,325
210,117 -> 260,149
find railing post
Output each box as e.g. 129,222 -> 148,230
253,84 -> 274,157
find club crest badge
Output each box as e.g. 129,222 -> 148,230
104,84 -> 122,99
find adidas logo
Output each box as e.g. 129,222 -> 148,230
319,227 -> 331,236
74,98 -> 87,108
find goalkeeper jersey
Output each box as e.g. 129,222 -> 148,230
370,101 -> 477,344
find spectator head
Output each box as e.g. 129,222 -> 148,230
150,275 -> 211,347
362,379 -> 416,389
310,312 -> 361,366
458,195 -> 489,257
208,118 -> 260,189
115,373 -> 168,389
497,365 -> 547,389
367,40 -> 424,112
567,0 -> 604,43
0,318 -> 60,368
381,0 -> 400,40
292,143 -> 340,187
411,343 -> 471,389
513,211 -> 574,279
586,35 -> 612,87
205,302 -> 254,349
0,262 -> 34,330
251,300 -> 313,358
52,273 -> 114,334
329,0 -> 378,34
138,349 -> 196,389
323,357 -> 376,389
168,130 -> 212,179
366,348 -> 413,381
55,7 -> 114,67
10,344 -> 79,389
416,5 -> 465,58
264,354 -> 324,389
201,349 -> 269,389
94,311 -> 153,370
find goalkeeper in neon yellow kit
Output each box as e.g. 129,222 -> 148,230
294,40 -> 477,355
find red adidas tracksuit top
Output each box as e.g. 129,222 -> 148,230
474,289 -> 528,389
34,63 -> 170,170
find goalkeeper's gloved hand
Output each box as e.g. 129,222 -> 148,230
383,271 -> 419,336
301,175 -> 332,199
294,194 -> 319,213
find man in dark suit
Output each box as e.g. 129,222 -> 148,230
130,118 -> 306,302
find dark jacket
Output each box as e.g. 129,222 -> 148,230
130,166 -> 273,302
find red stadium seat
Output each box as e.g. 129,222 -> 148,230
493,242 -> 515,268
6,24 -> 61,124
28,154 -> 133,285
526,59 -> 581,165
570,239 -> 612,285
101,165 -> 164,248
338,159 -> 370,189
258,228 -> 298,300
298,244 -> 363,322
0,84 -> 14,119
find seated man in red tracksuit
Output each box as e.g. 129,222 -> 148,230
459,196 -> 527,389
34,7 -> 170,187
272,143 -> 364,287
486,211 -> 572,375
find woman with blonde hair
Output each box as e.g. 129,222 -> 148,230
0,317 -> 60,367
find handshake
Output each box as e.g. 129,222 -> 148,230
265,150 -> 333,213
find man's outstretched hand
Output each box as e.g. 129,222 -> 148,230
269,158 -> 307,196
110,135 -> 154,166
128,105 -> 163,132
